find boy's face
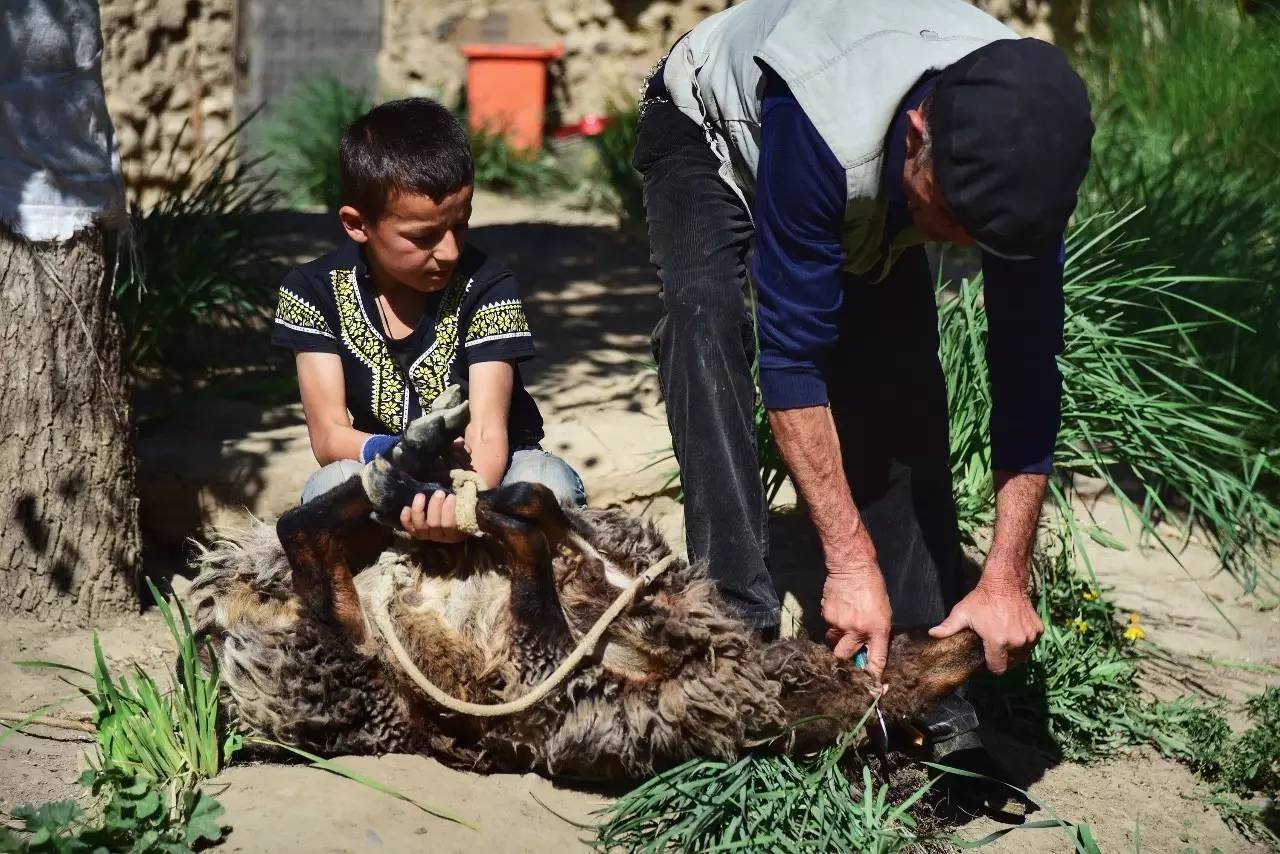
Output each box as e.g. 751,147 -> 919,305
339,185 -> 474,293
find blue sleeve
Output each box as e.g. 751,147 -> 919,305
982,243 -> 1066,474
752,71 -> 847,410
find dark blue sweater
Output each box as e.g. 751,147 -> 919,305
752,70 -> 1064,474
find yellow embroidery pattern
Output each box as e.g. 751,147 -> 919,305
275,289 -> 333,339
331,267 -> 408,431
408,277 -> 468,406
331,266 -> 472,431
465,298 -> 531,346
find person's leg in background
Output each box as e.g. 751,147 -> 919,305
633,93 -> 779,630
826,246 -> 977,743
502,446 -> 587,507
300,459 -> 364,504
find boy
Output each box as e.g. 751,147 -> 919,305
271,98 -> 584,542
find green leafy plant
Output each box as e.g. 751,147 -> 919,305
113,118 -> 280,368
972,526 -> 1144,761
585,102 -> 645,226
2,582 -> 234,852
0,767 -> 226,854
2,771 -> 223,853
1129,687 -> 1280,843
257,75 -> 371,210
468,124 -> 569,197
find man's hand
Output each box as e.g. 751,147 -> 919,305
400,490 -> 468,543
935,470 -> 1050,674
929,578 -> 1043,674
821,566 -> 892,679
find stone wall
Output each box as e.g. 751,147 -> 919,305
99,0 -> 237,198
973,0 -> 1088,44
99,0 -> 1086,194
381,0 -> 729,120
381,0 -> 1088,122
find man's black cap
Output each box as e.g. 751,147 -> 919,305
930,38 -> 1094,257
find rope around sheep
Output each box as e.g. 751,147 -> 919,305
372,537 -> 678,718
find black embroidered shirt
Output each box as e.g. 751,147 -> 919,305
271,241 -> 544,445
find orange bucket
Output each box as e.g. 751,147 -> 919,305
461,43 -> 564,152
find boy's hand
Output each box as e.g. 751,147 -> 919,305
401,490 -> 468,543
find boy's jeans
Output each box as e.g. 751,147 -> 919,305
632,91 -> 979,748
300,446 -> 587,508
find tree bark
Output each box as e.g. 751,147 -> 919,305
0,222 -> 141,624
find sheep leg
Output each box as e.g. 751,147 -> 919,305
761,628 -> 983,754
360,456 -> 451,529
276,477 -> 393,644
877,628 -> 984,723
475,482 -> 573,676
390,385 -> 469,481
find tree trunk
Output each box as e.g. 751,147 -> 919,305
0,222 -> 140,624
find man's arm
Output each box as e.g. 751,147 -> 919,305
930,244 -> 1064,673
930,471 -> 1045,673
769,406 -> 892,676
754,71 -> 894,676
296,351 -> 370,464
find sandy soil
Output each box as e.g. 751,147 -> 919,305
2,191 -> 1276,853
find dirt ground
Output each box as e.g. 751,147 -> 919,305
2,192 -> 1276,853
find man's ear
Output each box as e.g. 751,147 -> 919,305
338,205 -> 370,244
905,108 -> 926,160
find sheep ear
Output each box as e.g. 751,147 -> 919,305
880,629 -> 984,720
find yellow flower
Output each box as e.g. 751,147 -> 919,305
1082,589 -> 1099,601
1124,612 -> 1146,641
1070,618 -> 1089,635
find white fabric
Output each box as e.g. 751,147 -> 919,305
0,0 -> 125,241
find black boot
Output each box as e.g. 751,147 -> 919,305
929,734 -> 1035,823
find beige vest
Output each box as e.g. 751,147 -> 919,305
663,0 -> 1016,278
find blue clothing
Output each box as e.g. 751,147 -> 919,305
752,70 -> 1064,474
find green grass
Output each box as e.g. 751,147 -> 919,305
584,102 -> 645,227
1077,0 -> 1280,422
1,580 -> 234,851
942,211 -> 1280,597
113,117 -> 280,370
594,706 -> 937,853
16,580 -> 239,789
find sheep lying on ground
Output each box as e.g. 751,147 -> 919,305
189,388 -> 982,780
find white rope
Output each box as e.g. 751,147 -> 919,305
449,468 -> 487,536
372,553 -> 679,717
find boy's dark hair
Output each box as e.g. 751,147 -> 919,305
339,97 -> 474,221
